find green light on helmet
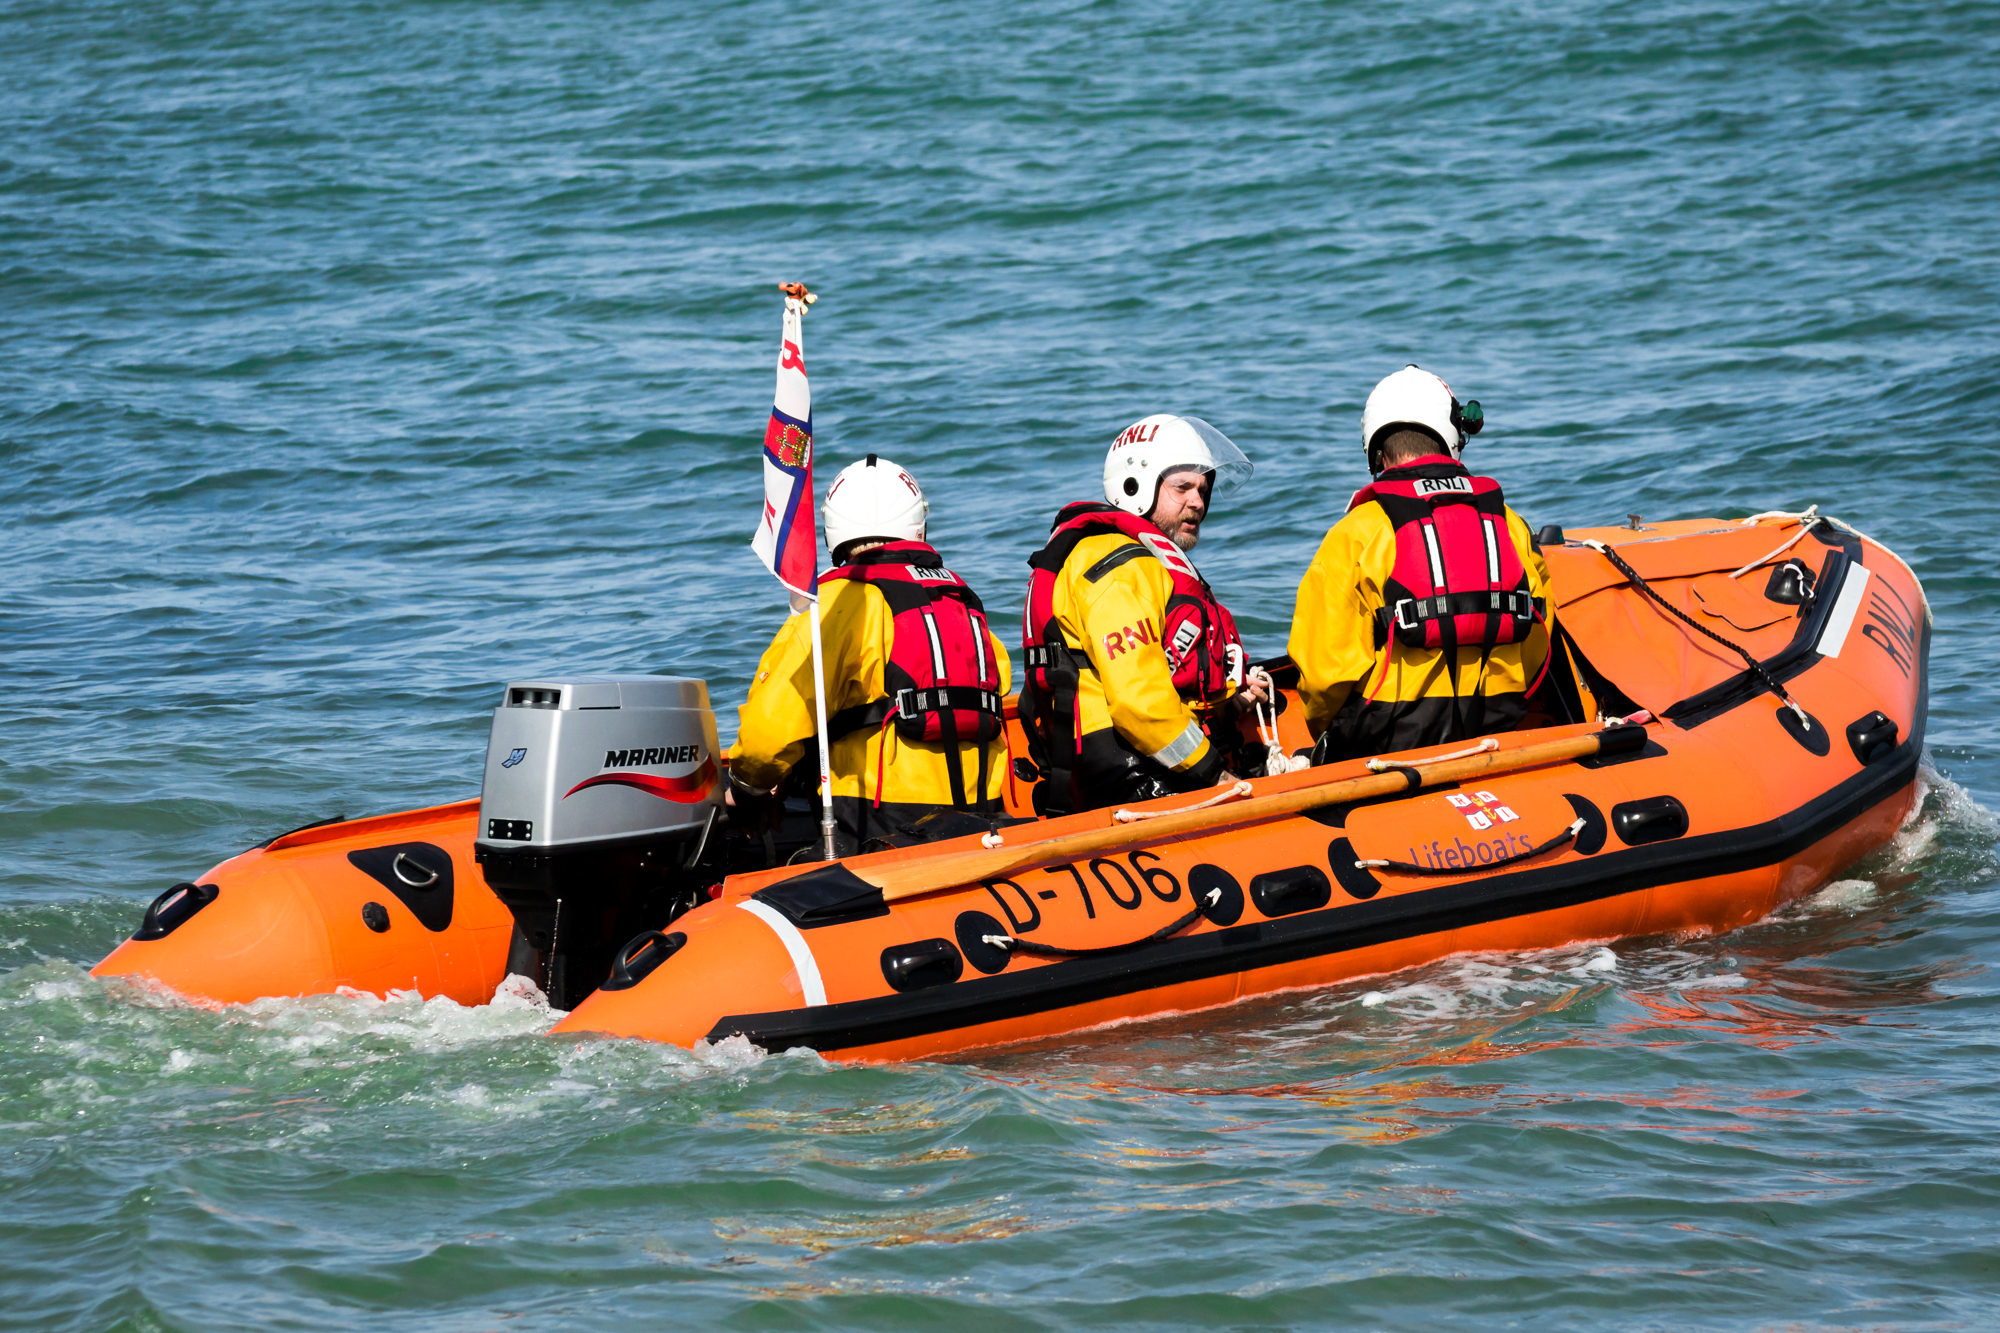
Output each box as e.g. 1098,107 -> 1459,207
1452,398 -> 1484,437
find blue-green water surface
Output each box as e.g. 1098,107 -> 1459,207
5,1 -> 2000,1328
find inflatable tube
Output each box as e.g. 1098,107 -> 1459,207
92,800 -> 518,1005
96,515 -> 1928,1062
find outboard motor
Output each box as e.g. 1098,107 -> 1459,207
473,675 -> 723,1009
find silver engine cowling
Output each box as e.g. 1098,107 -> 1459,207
472,675 -> 723,1007
475,675 -> 721,853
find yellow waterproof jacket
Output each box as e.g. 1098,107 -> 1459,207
1288,499 -> 1553,756
732,577 -> 1012,806
1046,531 -> 1224,777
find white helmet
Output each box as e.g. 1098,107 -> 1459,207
1102,414 -> 1254,517
1361,365 -> 1484,473
823,454 -> 928,558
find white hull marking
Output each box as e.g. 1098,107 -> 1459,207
1817,563 -> 1872,659
738,899 -> 828,1007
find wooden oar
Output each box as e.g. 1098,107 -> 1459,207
854,723 -> 1646,904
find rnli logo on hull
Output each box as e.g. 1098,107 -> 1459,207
1446,789 -> 1519,831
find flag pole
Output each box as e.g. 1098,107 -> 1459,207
768,280 -> 837,863
805,587 -> 839,861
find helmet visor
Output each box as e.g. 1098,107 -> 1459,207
1181,417 -> 1254,496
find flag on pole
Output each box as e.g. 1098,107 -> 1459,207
746,283 -> 840,861
750,285 -> 818,597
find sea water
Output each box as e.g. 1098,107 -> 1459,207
5,0 -> 2000,1327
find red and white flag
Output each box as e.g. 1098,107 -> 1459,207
749,286 -> 818,597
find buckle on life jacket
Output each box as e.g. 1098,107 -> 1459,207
893,686 -> 1003,720
1385,590 -> 1539,650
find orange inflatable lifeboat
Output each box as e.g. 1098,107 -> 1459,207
94,512 -> 1929,1061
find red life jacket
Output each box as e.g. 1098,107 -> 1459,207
819,542 -> 1004,751
1346,456 -> 1538,652
1019,503 -> 1244,771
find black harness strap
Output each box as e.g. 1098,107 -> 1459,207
830,687 -> 1004,742
1024,644 -> 1094,674
828,699 -> 894,740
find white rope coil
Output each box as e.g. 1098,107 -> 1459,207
1366,736 -> 1499,772
979,831 -> 1004,848
1737,504 -> 1859,532
1249,666 -> 1312,775
1728,504 -> 1821,580
1730,504 -> 1871,576
1113,780 -> 1253,823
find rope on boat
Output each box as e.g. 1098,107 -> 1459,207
1358,818 -> 1586,874
1113,780 -> 1252,823
1727,505 -> 1824,580
982,889 -> 1221,958
1249,666 -> 1312,775
1578,538 -> 1813,730
1366,736 -> 1498,772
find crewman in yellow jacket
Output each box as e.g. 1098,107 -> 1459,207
1021,415 -> 1265,815
732,456 -> 1012,854
1289,367 -> 1553,764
